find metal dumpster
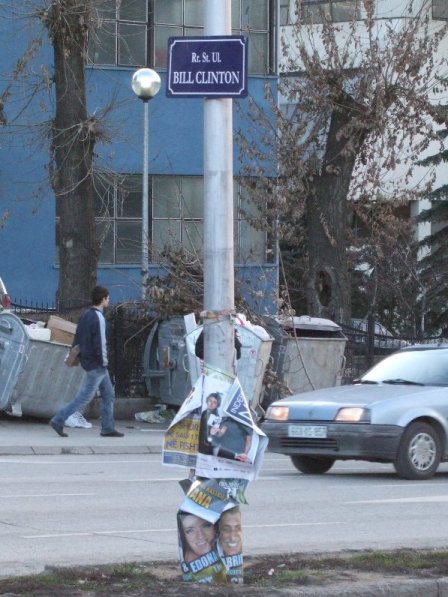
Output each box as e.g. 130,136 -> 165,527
0,312 -> 85,418
262,315 -> 347,404
184,319 -> 273,413
143,315 -> 273,412
142,317 -> 191,407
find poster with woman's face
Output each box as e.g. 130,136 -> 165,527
177,511 -> 226,584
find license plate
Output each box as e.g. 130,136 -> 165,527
288,425 -> 327,438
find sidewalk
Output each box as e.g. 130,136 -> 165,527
0,414 -> 168,456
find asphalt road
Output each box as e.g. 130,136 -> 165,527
2,453 -> 448,578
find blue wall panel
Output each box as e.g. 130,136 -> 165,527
0,17 -> 277,311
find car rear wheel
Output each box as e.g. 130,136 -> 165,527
290,455 -> 335,474
394,422 -> 441,480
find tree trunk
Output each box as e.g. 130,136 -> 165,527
48,0 -> 98,310
306,105 -> 364,324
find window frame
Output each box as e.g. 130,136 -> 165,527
88,1 -> 149,67
432,0 -> 448,20
93,174 -> 145,265
56,174 -> 269,267
88,0 -> 273,75
300,0 -> 361,24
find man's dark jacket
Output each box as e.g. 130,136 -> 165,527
73,307 -> 106,371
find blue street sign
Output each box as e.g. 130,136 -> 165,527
166,36 -> 248,98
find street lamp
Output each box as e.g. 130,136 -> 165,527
131,68 -> 161,299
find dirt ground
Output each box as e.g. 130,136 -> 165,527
1,549 -> 448,596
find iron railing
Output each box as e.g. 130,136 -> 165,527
10,300 -> 447,395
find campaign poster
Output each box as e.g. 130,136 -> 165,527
195,375 -> 268,480
162,382 -> 202,468
179,477 -> 248,523
162,413 -> 200,468
177,511 -> 227,584
217,506 -> 244,584
177,506 -> 244,585
163,366 -> 268,480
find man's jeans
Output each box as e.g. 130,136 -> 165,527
51,367 -> 116,433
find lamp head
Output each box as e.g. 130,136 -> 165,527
132,68 -> 161,101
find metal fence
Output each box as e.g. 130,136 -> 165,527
340,322 -> 445,384
10,299 -> 447,397
12,300 -> 157,398
107,306 -> 157,397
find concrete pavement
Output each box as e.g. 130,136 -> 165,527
0,414 -> 168,456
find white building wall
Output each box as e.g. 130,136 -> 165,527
278,0 -> 448,245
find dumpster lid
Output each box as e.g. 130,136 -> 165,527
276,315 -> 342,333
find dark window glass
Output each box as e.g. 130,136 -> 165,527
89,0 -> 147,66
151,175 -> 267,264
93,174 -> 144,265
57,174 -> 267,266
242,0 -> 268,30
96,0 -> 116,20
332,1 -> 359,21
120,0 -> 147,21
155,0 -> 182,24
116,220 -> 142,262
89,0 -> 271,74
88,21 -> 117,65
301,0 -> 359,24
117,176 -> 142,218
96,220 -> 115,264
280,0 -> 292,25
185,0 -> 204,26
433,0 -> 448,19
118,23 -> 147,65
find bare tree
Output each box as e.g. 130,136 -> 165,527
41,0 -> 100,309
239,0 -> 448,324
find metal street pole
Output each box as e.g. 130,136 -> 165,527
131,68 -> 161,300
203,0 -> 235,375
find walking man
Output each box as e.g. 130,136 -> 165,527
50,285 -> 124,438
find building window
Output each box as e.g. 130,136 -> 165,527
280,0 -> 293,25
88,0 -> 148,66
151,176 -> 203,258
153,0 -> 204,69
94,174 -> 144,264
55,174 -> 144,266
433,0 -> 448,19
232,0 -> 270,74
155,0 -> 271,74
56,175 -> 267,266
88,0 -> 271,75
152,175 -> 267,264
301,0 -> 360,24
235,180 -> 267,264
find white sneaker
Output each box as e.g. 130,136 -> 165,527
64,412 -> 92,429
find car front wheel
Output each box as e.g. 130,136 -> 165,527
394,422 -> 441,480
290,455 -> 335,474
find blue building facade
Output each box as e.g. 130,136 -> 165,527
0,1 -> 277,311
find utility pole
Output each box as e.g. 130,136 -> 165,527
203,0 -> 235,375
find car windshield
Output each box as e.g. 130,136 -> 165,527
362,348 -> 448,386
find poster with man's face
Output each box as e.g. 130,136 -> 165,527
217,506 -> 243,584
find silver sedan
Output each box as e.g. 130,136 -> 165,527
261,344 -> 448,480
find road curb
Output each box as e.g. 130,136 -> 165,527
0,445 -> 163,456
